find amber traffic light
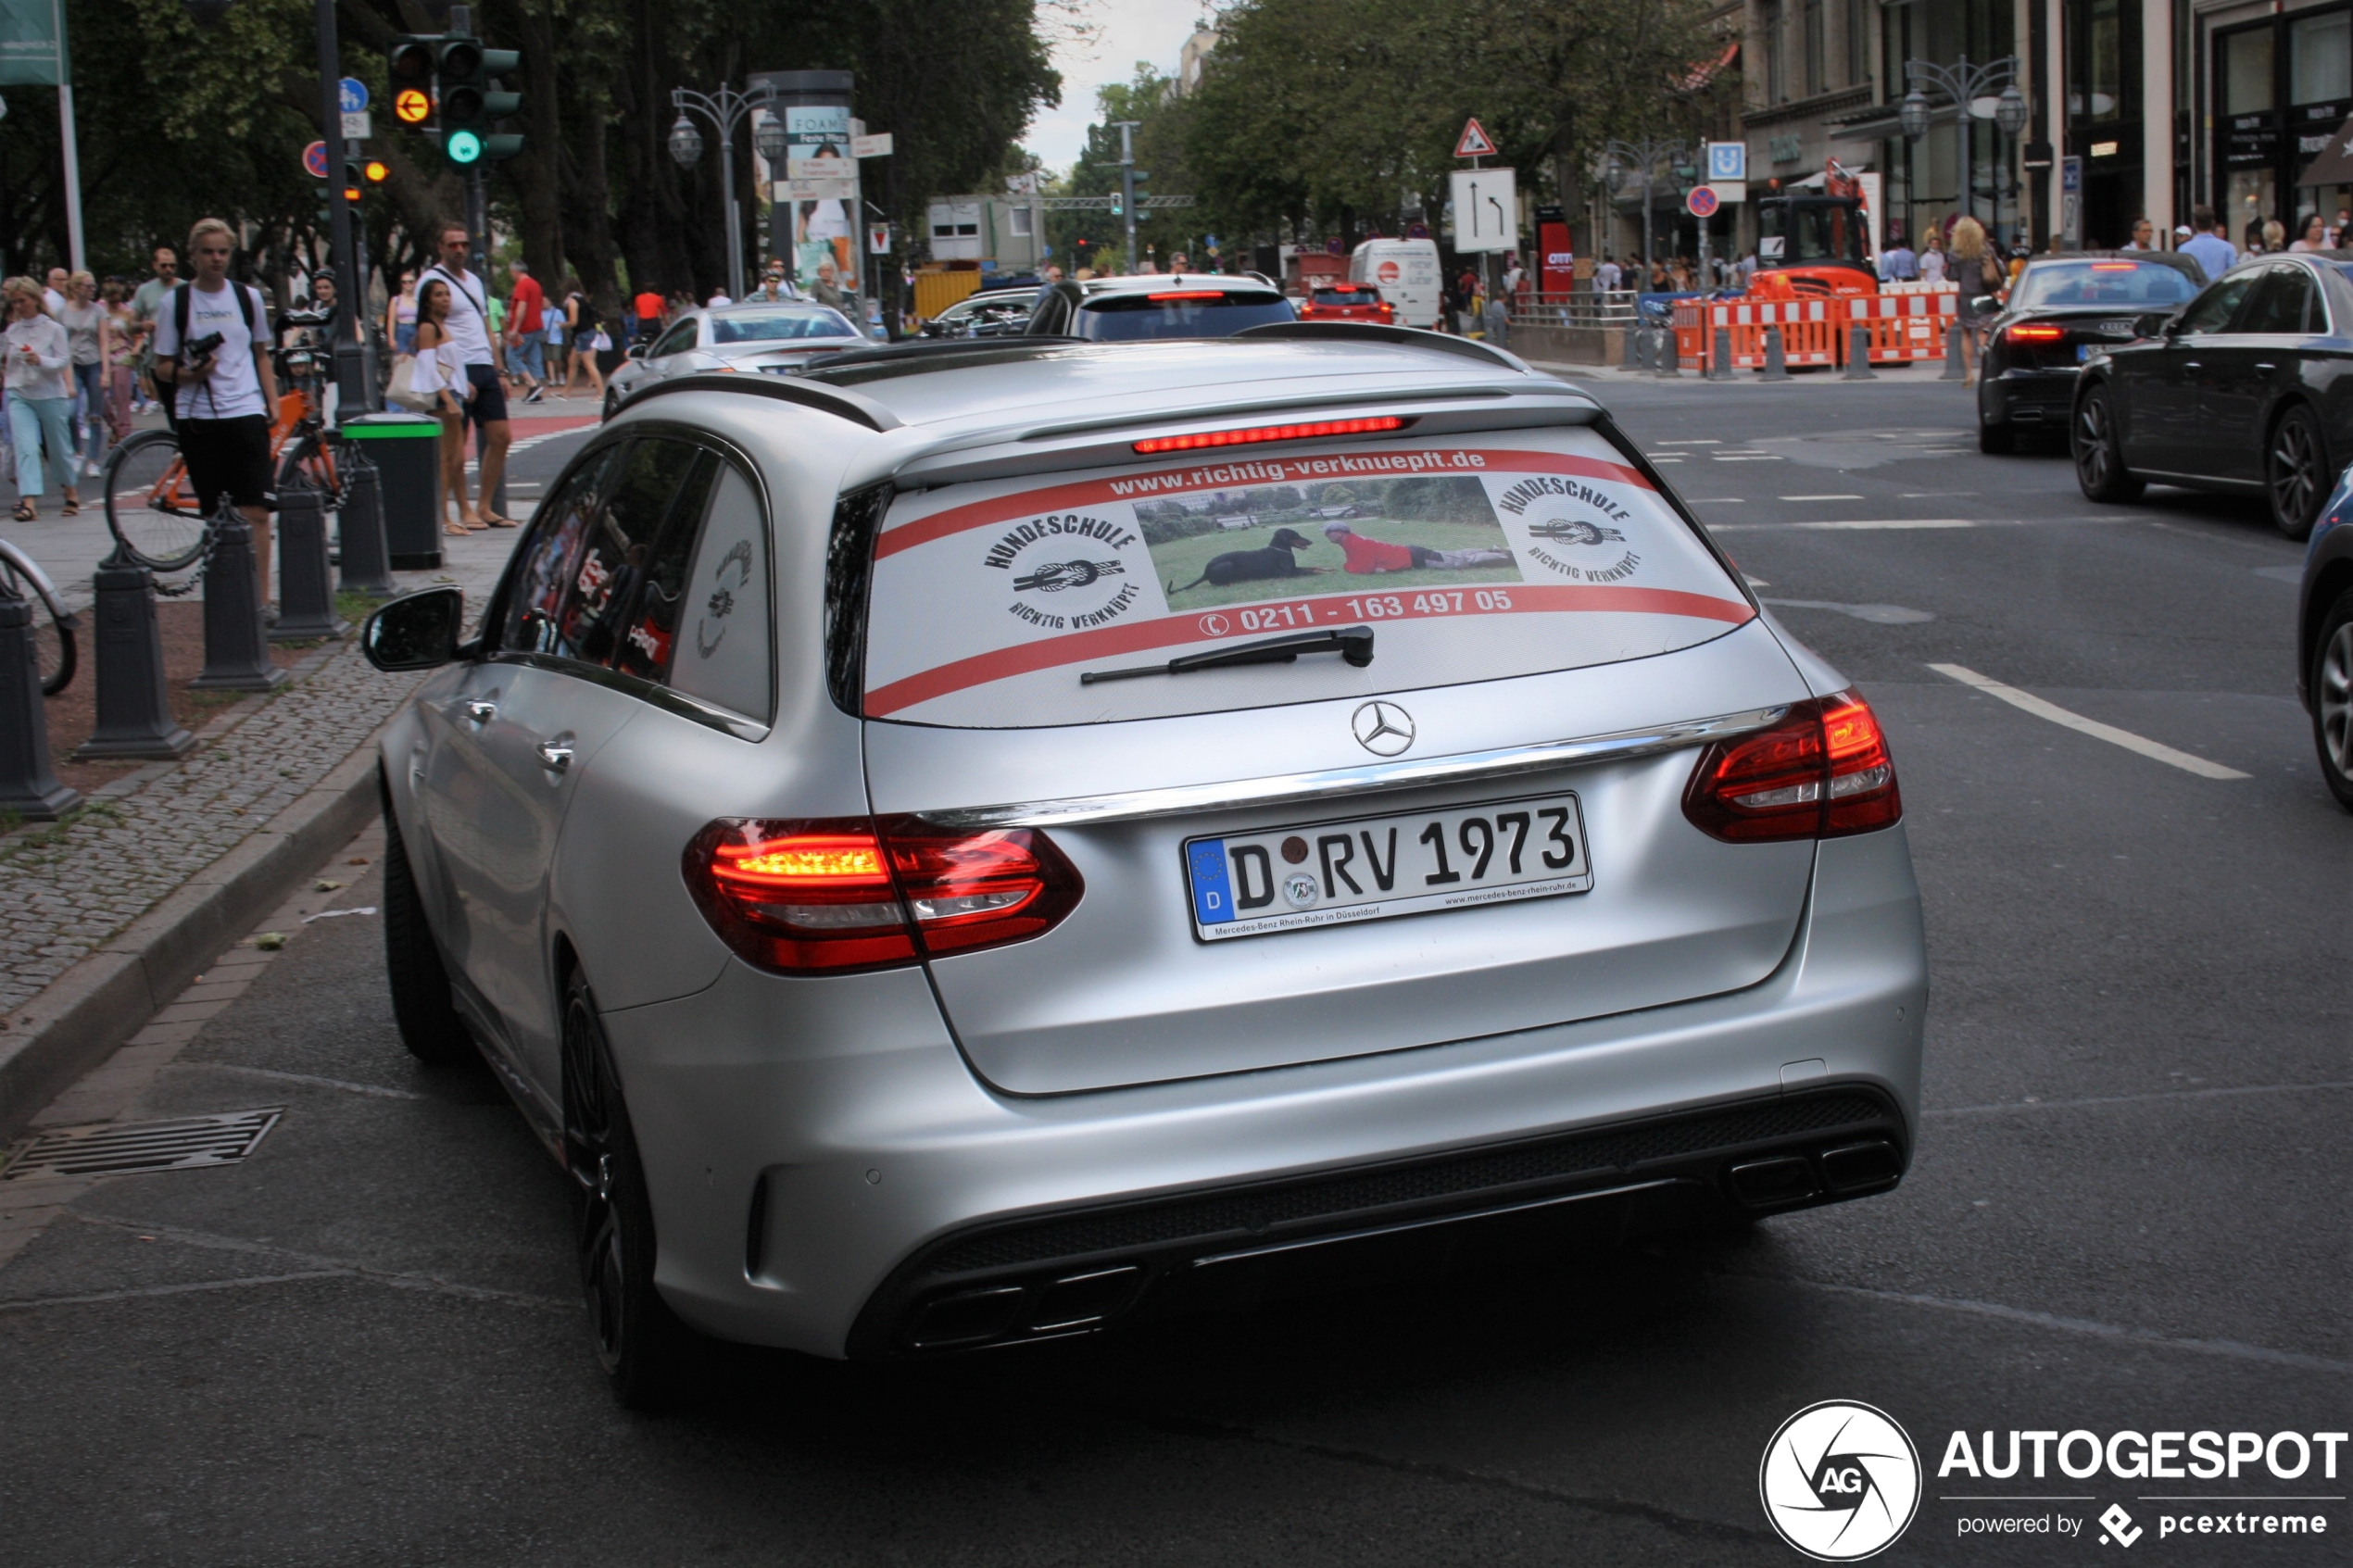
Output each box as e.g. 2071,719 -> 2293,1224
395,87 -> 433,126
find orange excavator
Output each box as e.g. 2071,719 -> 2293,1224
1747,161 -> 1880,302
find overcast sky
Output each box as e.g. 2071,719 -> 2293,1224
1026,0 -> 1209,173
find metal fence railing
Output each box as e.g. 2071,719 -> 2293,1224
1502,290 -> 1642,329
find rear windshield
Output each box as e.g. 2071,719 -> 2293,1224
2010,259 -> 2199,310
1312,287 -> 1378,305
1076,291 -> 1296,340
862,429 -> 1753,727
711,309 -> 857,344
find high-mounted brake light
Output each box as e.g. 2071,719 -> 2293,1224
2090,262 -> 2137,271
684,817 -> 1083,974
1147,289 -> 1226,300
2007,323 -> 2066,342
1134,415 -> 1409,455
1681,693 -> 1901,843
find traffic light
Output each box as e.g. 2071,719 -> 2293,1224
435,33 -> 524,166
1132,169 -> 1151,224
1108,189 -> 1124,218
387,35 -> 436,130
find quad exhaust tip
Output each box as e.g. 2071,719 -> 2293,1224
1729,1137 -> 1903,1210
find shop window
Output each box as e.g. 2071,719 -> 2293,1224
1804,0 -> 1824,97
2293,12 -> 2352,107
2222,27 -> 2275,116
1762,0 -> 1785,103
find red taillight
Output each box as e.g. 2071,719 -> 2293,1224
2006,323 -> 2065,342
683,816 -> 1083,973
1133,415 -> 1408,454
1682,693 -> 1901,843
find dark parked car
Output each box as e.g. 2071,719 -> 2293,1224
1025,274 -> 1297,339
2071,251 -> 2353,538
920,285 -> 1038,339
2296,460 -> 2353,809
1976,252 -> 2204,454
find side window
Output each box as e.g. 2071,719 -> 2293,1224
652,321 -> 698,358
2177,275 -> 2255,334
547,438 -> 699,665
2233,267 -> 2317,334
666,462 -> 774,721
610,452 -> 720,683
501,444 -> 623,654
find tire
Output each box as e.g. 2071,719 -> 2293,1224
102,428 -> 209,572
0,542 -> 76,697
601,391 -> 620,421
2312,586 -> 2353,813
563,968 -> 696,1408
1978,418 -> 2015,455
380,788 -> 475,1066
2266,405 -> 2329,541
2071,383 -> 2144,503
274,429 -> 344,511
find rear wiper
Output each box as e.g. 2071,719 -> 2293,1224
1080,626 -> 1375,684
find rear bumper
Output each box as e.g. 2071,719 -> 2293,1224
1984,366 -> 2081,424
600,825 -> 1927,1359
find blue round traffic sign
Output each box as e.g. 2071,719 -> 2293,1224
1686,184 -> 1720,219
339,77 -> 368,114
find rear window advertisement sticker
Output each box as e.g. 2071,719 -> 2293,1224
694,538 -> 754,659
862,434 -> 1752,724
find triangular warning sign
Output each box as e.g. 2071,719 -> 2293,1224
1454,118 -> 1497,158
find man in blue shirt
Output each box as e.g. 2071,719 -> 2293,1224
2180,206 -> 2238,282
1879,229 -> 1918,282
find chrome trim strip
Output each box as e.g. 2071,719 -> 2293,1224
1189,1178 -> 1686,1269
489,651 -> 773,743
911,705 -> 1789,829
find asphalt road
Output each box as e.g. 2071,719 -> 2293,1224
2,368 -> 2347,1566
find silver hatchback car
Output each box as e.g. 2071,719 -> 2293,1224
363,326 -> 1927,1402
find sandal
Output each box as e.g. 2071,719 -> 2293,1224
12,499 -> 34,522
444,522 -> 472,537
61,495 -> 79,517
479,512 -> 520,528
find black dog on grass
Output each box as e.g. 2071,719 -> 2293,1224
1165,528 -> 1327,595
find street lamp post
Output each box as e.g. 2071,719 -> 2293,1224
1604,137 -> 1687,287
669,82 -> 786,303
1901,56 -> 2027,237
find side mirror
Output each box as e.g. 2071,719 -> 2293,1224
626,343 -> 650,359
2132,311 -> 2171,338
1969,294 -> 1999,318
362,585 -> 466,672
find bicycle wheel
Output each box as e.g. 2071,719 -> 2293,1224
276,427 -> 344,508
104,428 -> 208,573
0,540 -> 77,697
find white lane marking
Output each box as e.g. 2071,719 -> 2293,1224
1780,494 -> 1865,501
1928,662 -> 2251,780
1763,598 -> 1934,624
1652,438 -> 1721,445
1688,496 -> 1745,502
1901,491 -> 1978,497
1710,519 -> 1974,533
1924,1078 -> 2353,1119
1710,455 -> 1785,461
170,1062 -> 427,1100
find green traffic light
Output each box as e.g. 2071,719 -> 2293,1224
447,129 -> 483,165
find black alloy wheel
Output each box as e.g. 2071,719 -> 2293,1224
2267,406 -> 2329,541
2313,586 -> 2353,812
380,793 -> 476,1065
562,967 -> 694,1407
2072,384 -> 2145,503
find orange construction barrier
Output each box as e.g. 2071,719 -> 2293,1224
1843,290 -> 1956,365
1677,297 -> 1845,373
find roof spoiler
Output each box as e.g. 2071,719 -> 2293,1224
616,372 -> 903,431
1233,320 -> 1531,371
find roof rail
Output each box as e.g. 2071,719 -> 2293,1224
615,372 -> 903,431
1234,320 -> 1529,370
799,335 -> 1084,377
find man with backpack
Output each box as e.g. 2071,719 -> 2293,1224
150,217 -> 279,603
420,222 -> 516,525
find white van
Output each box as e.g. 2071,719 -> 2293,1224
1349,238 -> 1442,328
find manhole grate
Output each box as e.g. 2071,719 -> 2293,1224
1,1108 -> 285,1181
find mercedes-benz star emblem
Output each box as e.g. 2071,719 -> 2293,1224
1352,701 -> 1416,757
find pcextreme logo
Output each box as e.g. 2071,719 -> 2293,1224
1759,1400 -> 1924,1561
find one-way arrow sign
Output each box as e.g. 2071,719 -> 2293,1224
1454,118 -> 1497,158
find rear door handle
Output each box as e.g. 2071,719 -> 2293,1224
465,700 -> 497,724
535,742 -> 573,771
2256,363 -> 2278,372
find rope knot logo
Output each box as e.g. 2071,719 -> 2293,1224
1760,1400 -> 1920,1561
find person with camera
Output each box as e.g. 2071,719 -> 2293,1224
418,221 -> 516,526
151,217 -> 279,603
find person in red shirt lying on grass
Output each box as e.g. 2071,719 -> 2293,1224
1320,519 -> 1514,572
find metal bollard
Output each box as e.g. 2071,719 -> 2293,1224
1653,326 -> 1680,378
1940,315 -> 1969,381
1761,326 -> 1790,381
1621,322 -> 1641,370
74,555 -> 195,760
336,446 -> 396,597
1843,324 -> 1880,381
0,579 -> 78,820
1710,324 -> 1735,381
191,508 -> 288,693
271,483 -> 348,642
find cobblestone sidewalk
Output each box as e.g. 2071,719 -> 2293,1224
0,643 -> 426,1014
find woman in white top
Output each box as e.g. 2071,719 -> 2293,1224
56,270 -> 112,479
411,278 -> 479,535
3,276 -> 79,521
1917,225 -> 1949,283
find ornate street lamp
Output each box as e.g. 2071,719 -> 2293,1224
1899,85 -> 1931,144
1900,56 -> 2026,230
667,113 -> 705,169
1995,82 -> 2030,139
752,111 -> 789,166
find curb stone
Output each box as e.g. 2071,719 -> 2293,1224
0,663 -> 392,1139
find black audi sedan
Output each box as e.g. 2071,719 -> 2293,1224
1976,251 -> 2205,454
2071,251 -> 2353,538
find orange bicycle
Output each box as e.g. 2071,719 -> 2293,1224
101,343 -> 345,573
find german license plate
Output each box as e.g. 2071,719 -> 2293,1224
1184,792 -> 1593,942
2077,343 -> 2095,362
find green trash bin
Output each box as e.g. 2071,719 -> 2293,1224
341,412 -> 445,571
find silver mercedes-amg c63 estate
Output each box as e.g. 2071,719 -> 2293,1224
362,325 -> 1927,1404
